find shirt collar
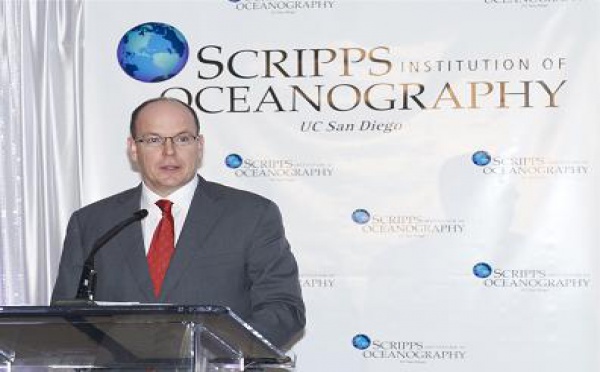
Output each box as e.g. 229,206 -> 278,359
141,176 -> 199,211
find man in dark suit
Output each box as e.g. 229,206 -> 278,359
52,97 -> 305,348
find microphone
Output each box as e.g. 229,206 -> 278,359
74,209 -> 148,303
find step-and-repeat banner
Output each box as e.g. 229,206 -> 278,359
82,1 -> 599,371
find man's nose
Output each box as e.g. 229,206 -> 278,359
162,137 -> 176,154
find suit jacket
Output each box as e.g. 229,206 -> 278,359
51,176 -> 305,348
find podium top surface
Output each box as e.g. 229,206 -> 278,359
0,303 -> 229,320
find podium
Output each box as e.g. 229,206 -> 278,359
0,305 -> 294,371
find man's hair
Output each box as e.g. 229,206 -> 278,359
130,97 -> 200,138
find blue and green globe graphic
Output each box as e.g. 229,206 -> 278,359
117,22 -> 189,83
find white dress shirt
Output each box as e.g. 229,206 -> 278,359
140,176 -> 198,255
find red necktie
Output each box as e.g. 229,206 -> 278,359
147,199 -> 175,298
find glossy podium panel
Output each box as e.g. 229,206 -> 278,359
0,305 -> 293,371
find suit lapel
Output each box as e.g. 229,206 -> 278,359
158,176 -> 224,302
115,186 -> 156,302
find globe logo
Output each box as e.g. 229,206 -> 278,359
352,334 -> 371,350
225,154 -> 244,169
472,150 -> 492,167
117,22 -> 189,83
473,262 -> 493,278
352,209 -> 371,225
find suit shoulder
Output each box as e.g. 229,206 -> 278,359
204,180 -> 274,207
74,186 -> 140,216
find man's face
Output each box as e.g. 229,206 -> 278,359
128,101 -> 204,197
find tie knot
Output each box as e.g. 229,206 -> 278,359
155,199 -> 173,214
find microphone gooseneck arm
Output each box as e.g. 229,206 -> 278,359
75,209 -> 148,302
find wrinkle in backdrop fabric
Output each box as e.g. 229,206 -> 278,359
0,0 -> 83,305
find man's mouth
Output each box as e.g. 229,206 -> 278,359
160,165 -> 180,171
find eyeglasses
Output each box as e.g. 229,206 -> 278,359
134,133 -> 200,147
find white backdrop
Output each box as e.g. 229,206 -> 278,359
81,1 -> 599,371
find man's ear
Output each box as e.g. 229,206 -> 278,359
194,134 -> 205,168
127,137 -> 138,162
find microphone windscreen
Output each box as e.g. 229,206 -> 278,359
135,209 -> 149,219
